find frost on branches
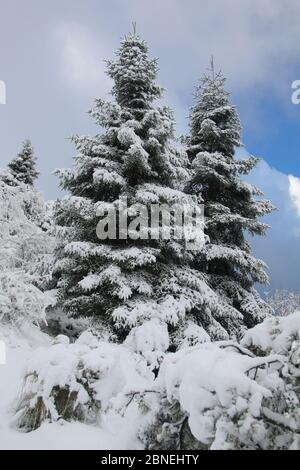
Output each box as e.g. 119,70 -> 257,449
53,32 -> 240,354
186,63 -> 275,335
0,170 -> 54,325
15,311 -> 300,449
266,289 -> 300,317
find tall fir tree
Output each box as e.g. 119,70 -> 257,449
187,62 -> 275,332
8,139 -> 39,186
53,32 -> 241,360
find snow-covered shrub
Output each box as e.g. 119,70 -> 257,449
15,331 -> 152,431
0,171 -> 54,325
1,173 -> 41,268
141,313 -> 300,450
242,310 -> 300,358
0,271 -> 54,325
141,344 -> 283,449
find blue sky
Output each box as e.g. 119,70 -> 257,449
0,0 -> 300,293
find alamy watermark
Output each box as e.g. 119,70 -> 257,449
0,341 -> 6,365
291,81 -> 300,104
96,198 -> 205,251
0,80 -> 6,104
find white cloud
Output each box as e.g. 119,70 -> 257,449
51,1 -> 300,102
242,157 -> 300,292
125,0 -> 300,93
53,22 -> 112,96
288,175 -> 300,218
49,1 -> 300,137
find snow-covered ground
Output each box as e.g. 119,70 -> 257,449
1,313 -> 300,450
0,324 -> 128,450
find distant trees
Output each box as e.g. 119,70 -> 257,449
266,289 -> 300,316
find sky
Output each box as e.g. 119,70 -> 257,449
0,0 -> 300,293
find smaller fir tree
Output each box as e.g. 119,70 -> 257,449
8,140 -> 39,186
186,61 -> 275,333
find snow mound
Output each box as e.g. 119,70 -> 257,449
15,331 -> 152,431
242,310 -> 300,355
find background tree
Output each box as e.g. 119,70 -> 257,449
266,289 -> 300,317
187,60 -> 275,333
8,139 -> 39,186
0,166 -> 53,326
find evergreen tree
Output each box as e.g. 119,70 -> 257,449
53,32 -> 239,355
8,140 -> 39,186
0,166 -> 53,325
187,62 -> 275,332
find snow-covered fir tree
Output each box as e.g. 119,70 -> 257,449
186,61 -> 275,334
53,32 -> 241,359
8,139 -> 39,186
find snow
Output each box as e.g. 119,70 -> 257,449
0,421 -> 120,451
93,168 -> 125,187
0,324 -> 138,450
1,312 -> 300,450
117,126 -> 142,147
157,342 -> 275,444
180,322 -> 211,347
64,242 -> 159,268
242,311 -> 300,354
125,318 -> 169,369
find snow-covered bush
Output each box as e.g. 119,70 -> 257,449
0,171 -> 54,325
142,345 -> 287,449
242,310 -> 300,358
15,331 -> 152,431
142,312 -> 300,450
0,271 -> 54,326
0,172 -> 43,269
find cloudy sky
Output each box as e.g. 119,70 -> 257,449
0,0 -> 300,293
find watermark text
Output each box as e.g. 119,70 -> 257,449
96,198 -> 205,251
0,80 -> 6,104
0,341 -> 6,365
